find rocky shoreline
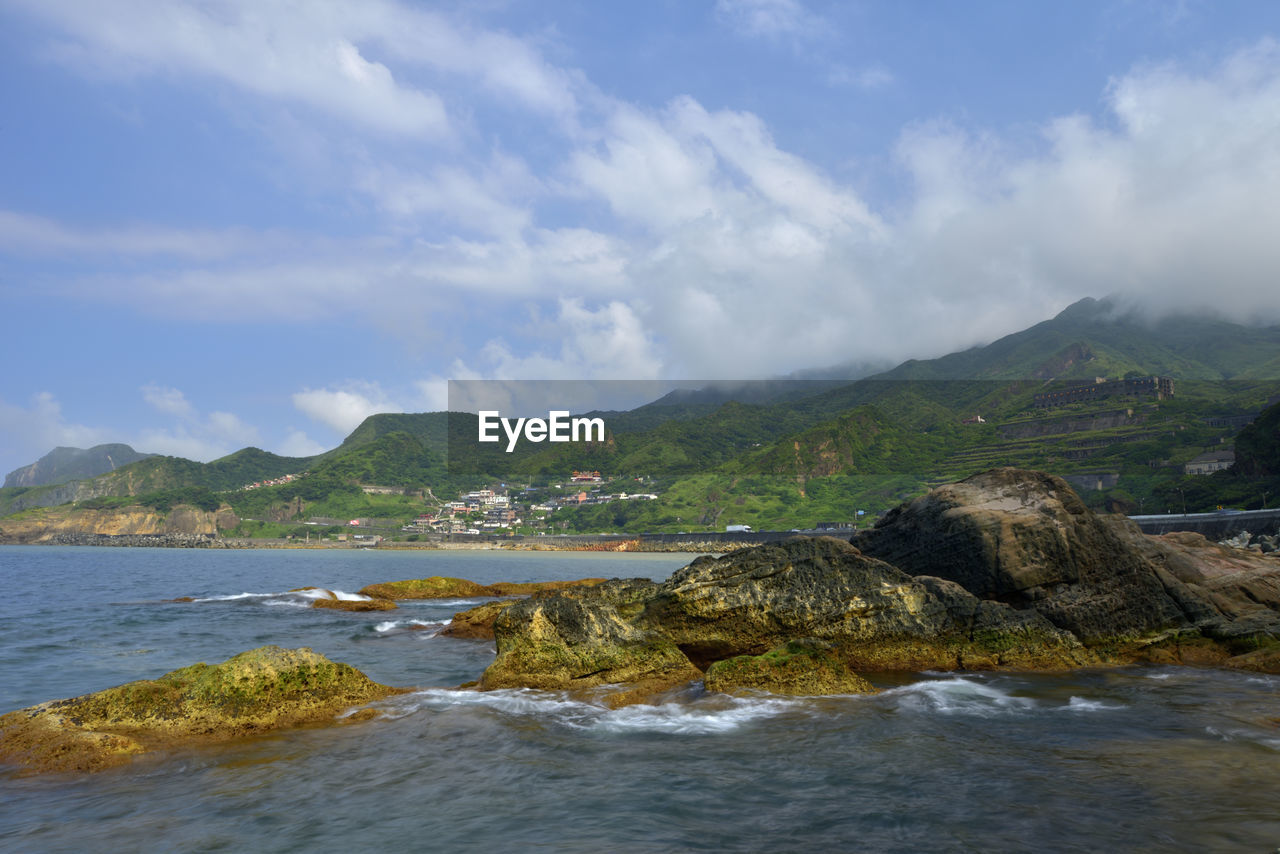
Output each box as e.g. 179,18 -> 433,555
475,469 -> 1280,707
5,468 -> 1278,774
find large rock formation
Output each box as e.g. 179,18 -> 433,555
0,646 -> 398,774
853,468 -> 1280,646
482,535 -> 1094,704
481,469 -> 1280,703
851,469 -> 1217,642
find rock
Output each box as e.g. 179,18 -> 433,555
358,576 -> 491,600
482,537 -> 1092,702
481,579 -> 701,707
479,470 -> 1280,699
704,639 -> 877,696
484,578 -> 606,596
439,600 -> 519,639
310,598 -> 397,612
1124,529 -> 1280,637
0,646 -> 398,774
852,469 -> 1211,643
357,576 -> 606,600
292,587 -> 398,611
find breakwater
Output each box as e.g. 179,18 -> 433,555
39,532 -> 230,548
1129,508 -> 1280,539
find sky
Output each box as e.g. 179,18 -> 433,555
4,0 -> 1280,476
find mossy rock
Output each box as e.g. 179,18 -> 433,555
485,578 -> 607,596
358,576 -> 608,600
357,576 -> 491,600
705,639 -> 877,696
440,600 -> 519,639
0,646 -> 399,774
311,597 -> 397,612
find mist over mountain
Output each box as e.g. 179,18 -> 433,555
3,444 -> 153,489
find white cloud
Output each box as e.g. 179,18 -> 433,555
466,298 -> 661,381
715,0 -> 822,41
22,0 -> 450,138
292,382 -> 398,436
10,8 -> 1280,391
132,386 -> 261,461
141,384 -> 196,418
884,39 -> 1280,329
276,429 -> 329,458
0,211 -> 277,259
827,64 -> 893,90
0,393 -> 112,475
17,0 -> 588,139
356,152 -> 539,237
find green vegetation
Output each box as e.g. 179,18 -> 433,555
4,297 -> 1279,534
79,487 -> 223,513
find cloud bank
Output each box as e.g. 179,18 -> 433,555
4,1 -> 1280,460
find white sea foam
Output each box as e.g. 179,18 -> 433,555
387,687 -> 803,733
1057,696 -> 1122,712
593,695 -> 800,734
373,619 -> 449,634
888,677 -> 1038,716
193,591 -> 274,602
191,588 -> 372,607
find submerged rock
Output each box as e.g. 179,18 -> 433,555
358,576 -> 605,600
311,598 -> 397,612
292,587 -> 398,611
358,576 -> 491,600
0,646 -> 398,774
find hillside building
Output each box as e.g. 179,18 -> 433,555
1184,448 -> 1235,475
1033,376 -> 1173,409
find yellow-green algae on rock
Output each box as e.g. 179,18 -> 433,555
357,575 -> 605,600
705,639 -> 878,696
0,646 -> 399,774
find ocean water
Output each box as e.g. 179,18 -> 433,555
1,546 -> 1278,853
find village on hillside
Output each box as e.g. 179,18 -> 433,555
397,472 -> 659,536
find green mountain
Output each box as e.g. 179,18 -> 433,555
879,297 -> 1280,381
3,444 -> 153,489
5,296 -> 1280,533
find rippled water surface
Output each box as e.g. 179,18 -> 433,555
2,546 -> 1278,853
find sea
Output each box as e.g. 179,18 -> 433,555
1,545 -> 1278,853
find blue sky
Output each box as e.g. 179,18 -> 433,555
3,0 -> 1280,476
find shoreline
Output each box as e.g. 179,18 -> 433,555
0,531 -> 782,553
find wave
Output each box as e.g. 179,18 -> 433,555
190,588 -> 374,608
1206,725 -> 1280,751
1057,696 -> 1124,712
377,687 -> 806,733
884,676 -> 1121,716
372,619 -> 450,636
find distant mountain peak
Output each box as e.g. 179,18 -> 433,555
3,444 -> 154,489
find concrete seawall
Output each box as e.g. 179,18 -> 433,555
1129,509 -> 1280,539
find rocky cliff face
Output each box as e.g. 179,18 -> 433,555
482,469 -> 1280,702
0,504 -> 237,544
